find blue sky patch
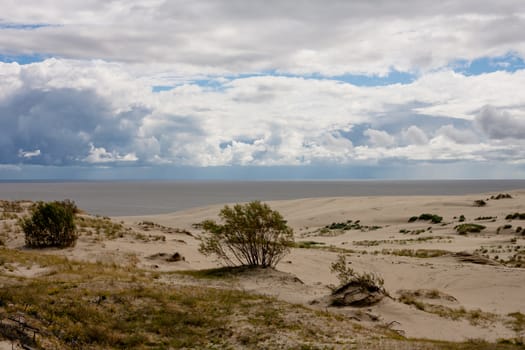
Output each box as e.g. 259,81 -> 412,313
153,78 -> 227,92
152,85 -> 175,93
177,69 -> 417,89
0,53 -> 49,64
190,78 -> 227,89
0,22 -> 57,31
227,70 -> 417,86
332,70 -> 416,86
452,53 -> 525,75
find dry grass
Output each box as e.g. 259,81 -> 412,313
1,247 -> 523,349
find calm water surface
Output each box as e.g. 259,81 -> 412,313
0,180 -> 524,216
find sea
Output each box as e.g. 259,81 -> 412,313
0,180 -> 524,216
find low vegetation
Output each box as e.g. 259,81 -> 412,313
475,216 -> 496,221
491,193 -> 513,200
352,236 -> 451,247
455,223 -> 486,235
138,221 -> 192,236
398,290 -> 497,326
0,250 -> 357,349
506,213 -> 525,220
381,248 -> 450,258
2,249 -> 517,349
409,213 -> 443,224
77,216 -> 167,242
324,219 -> 381,232
77,216 -> 127,239
399,228 -> 428,235
474,199 -> 487,207
506,312 -> 525,334
293,240 -> 326,249
0,200 -> 26,220
474,244 -> 525,268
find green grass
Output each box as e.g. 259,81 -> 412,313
77,216 -> 128,239
0,279 -> 263,348
353,236 -> 451,247
380,248 -> 450,258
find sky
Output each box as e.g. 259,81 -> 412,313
1,0 -> 525,180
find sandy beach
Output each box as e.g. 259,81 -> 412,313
1,189 -> 525,347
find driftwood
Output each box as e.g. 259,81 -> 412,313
330,281 -> 385,307
0,313 -> 40,349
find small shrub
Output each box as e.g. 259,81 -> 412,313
506,213 -> 525,220
20,200 -> 78,248
475,216 -> 496,221
408,216 -> 418,223
474,200 -> 487,207
330,253 -> 385,293
324,220 -> 380,232
415,213 -> 443,224
459,215 -> 466,222
491,193 -> 512,200
294,241 -> 325,249
198,201 -> 293,268
455,223 -> 486,235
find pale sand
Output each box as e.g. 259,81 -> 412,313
4,190 -> 525,342
112,190 -> 525,342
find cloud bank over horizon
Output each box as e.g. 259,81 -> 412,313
1,1 -> 525,179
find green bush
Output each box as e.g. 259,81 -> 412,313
455,223 -> 486,235
474,199 -> 487,207
409,213 -> 443,224
198,201 -> 294,268
408,216 -> 418,223
20,200 -> 78,248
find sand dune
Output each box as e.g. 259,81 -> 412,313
2,190 -> 525,344
111,190 -> 525,341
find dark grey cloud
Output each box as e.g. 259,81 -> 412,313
0,87 -> 148,165
476,105 -> 525,139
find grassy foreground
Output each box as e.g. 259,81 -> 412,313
0,248 -> 523,349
